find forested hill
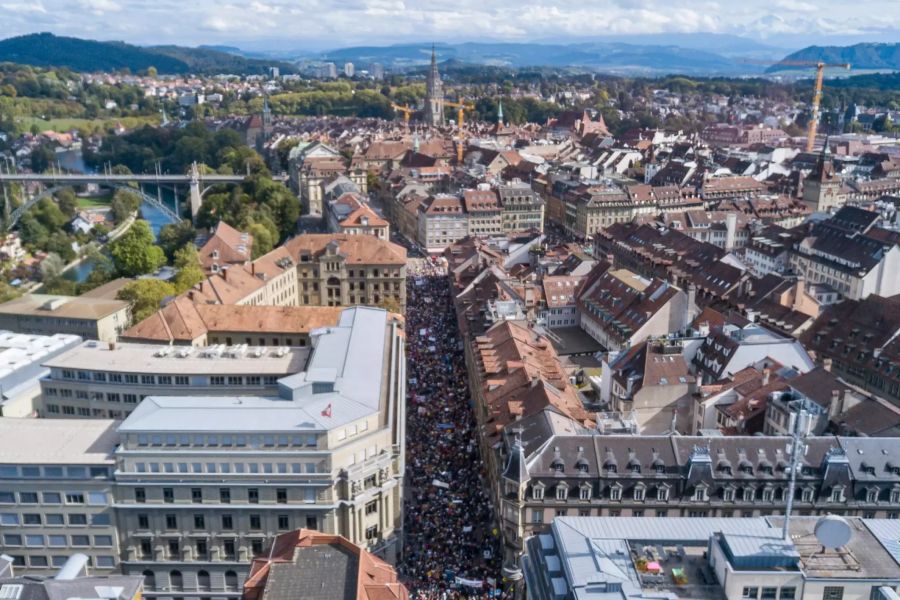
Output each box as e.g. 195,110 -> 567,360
0,33 -> 292,75
768,43 -> 900,72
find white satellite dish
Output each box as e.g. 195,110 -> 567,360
814,515 -> 852,549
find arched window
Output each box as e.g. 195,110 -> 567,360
197,570 -> 210,592
169,570 -> 183,592
225,570 -> 238,591
142,571 -> 156,591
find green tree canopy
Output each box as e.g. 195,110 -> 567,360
117,279 -> 176,323
108,220 -> 166,276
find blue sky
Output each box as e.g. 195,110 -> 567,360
1,0 -> 896,49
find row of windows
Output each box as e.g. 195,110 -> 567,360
133,486 -> 316,504
133,433 -> 318,448
0,512 -> 110,526
0,491 -> 108,505
143,569 -> 238,591
529,483 -> 877,503
5,554 -> 115,569
2,533 -> 113,547
56,372 -> 279,387
140,512 -> 297,532
131,461 -> 322,476
45,405 -> 132,418
0,465 -> 111,479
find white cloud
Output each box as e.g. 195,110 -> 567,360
1,1 -> 46,13
0,0 -> 895,48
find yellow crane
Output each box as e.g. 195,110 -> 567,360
740,59 -> 850,151
443,100 -> 475,163
391,103 -> 415,127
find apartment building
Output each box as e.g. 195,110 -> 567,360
37,340 -> 308,420
114,307 -> 405,596
417,194 -> 469,254
499,425 -> 900,556
497,182 -> 544,234
0,419 -> 120,574
0,294 -> 129,343
463,189 -> 502,237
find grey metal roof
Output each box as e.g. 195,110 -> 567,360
864,520 -> 900,565
119,307 -> 392,433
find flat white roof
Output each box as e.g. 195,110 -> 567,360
0,418 -> 118,464
44,341 -> 309,375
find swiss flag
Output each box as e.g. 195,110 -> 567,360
321,404 -> 332,418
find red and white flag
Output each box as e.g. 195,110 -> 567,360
321,404 -> 332,418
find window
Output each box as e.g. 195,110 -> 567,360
23,514 -> 41,525
19,492 -> 38,503
168,540 -> 180,559
278,514 -> 289,530
365,501 -> 378,515
210,376 -> 225,386
251,539 -> 264,556
135,488 -> 146,503
742,587 -> 759,599
71,535 -> 90,546
46,514 -> 64,525
126,375 -> 138,384
65,492 -> 85,504
175,376 -> 189,386
140,541 -> 152,560
223,541 -> 236,561
3,534 -> 21,545
222,514 -> 233,530
193,513 -> 205,529
88,491 -> 107,505
95,556 -> 115,568
823,587 -> 844,600
365,525 -> 378,541
610,486 -> 622,501
197,570 -> 210,591
276,488 -> 287,504
191,488 -> 202,503
94,535 -> 113,546
220,488 -> 231,504
248,488 -> 259,504
224,570 -> 238,591
196,540 -> 208,560
762,588 -> 777,599
29,556 -> 48,568
633,486 -> 645,501
250,514 -> 262,530
780,588 -> 796,600
165,514 -> 177,530
163,488 -> 174,503
137,514 -> 149,529
169,570 -> 183,591
48,535 -> 66,547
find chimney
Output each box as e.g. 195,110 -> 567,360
829,389 -> 841,419
822,357 -> 833,373
222,267 -> 228,281
761,367 -> 770,386
725,212 -> 737,251
793,277 -> 805,310
251,263 -> 256,276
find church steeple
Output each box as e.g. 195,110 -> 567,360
424,43 -> 444,128
497,99 -> 504,125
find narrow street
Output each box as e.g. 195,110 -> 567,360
399,258 -> 507,599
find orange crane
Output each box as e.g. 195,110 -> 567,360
740,59 -> 850,151
391,103 -> 415,127
443,100 -> 475,163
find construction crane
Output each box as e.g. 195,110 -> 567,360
443,100 -> 475,163
390,103 -> 415,127
740,59 -> 850,152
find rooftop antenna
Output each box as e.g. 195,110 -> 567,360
782,402 -> 812,540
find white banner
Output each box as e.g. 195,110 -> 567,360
455,577 -> 484,588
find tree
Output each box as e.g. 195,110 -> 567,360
157,220 -> 196,261
377,296 -> 402,314
108,219 -> 166,276
54,188 -> 78,218
248,222 -> 275,259
147,66 -> 158,78
117,279 -> 176,323
110,189 -> 141,222
171,243 -> 205,292
39,252 -> 65,281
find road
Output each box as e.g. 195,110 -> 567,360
400,258 -> 508,599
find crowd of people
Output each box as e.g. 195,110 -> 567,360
399,259 -> 508,600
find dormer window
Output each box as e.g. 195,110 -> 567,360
762,487 -> 774,502
579,484 -> 592,501
890,488 -> 900,504
605,464 -> 617,474
633,485 -> 645,501
630,464 -> 641,474
866,488 -> 879,503
212,249 -> 220,260
551,460 -> 564,474
610,484 -> 623,501
801,487 -> 814,502
723,486 -> 735,502
556,484 -> 568,501
720,465 -> 733,476
657,486 -> 670,501
693,485 -> 708,502
532,485 -> 544,500
576,461 -> 589,474
830,486 -> 845,503
654,464 -> 666,475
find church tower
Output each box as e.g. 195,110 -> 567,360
424,45 -> 445,128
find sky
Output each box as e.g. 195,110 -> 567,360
0,0 -> 897,51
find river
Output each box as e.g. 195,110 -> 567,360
56,148 -> 181,282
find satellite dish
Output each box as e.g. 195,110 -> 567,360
814,515 -> 852,549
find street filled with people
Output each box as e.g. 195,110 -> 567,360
399,258 -> 508,599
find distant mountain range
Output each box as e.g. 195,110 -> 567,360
0,33 -> 292,75
0,33 -> 897,79
767,43 -> 900,72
